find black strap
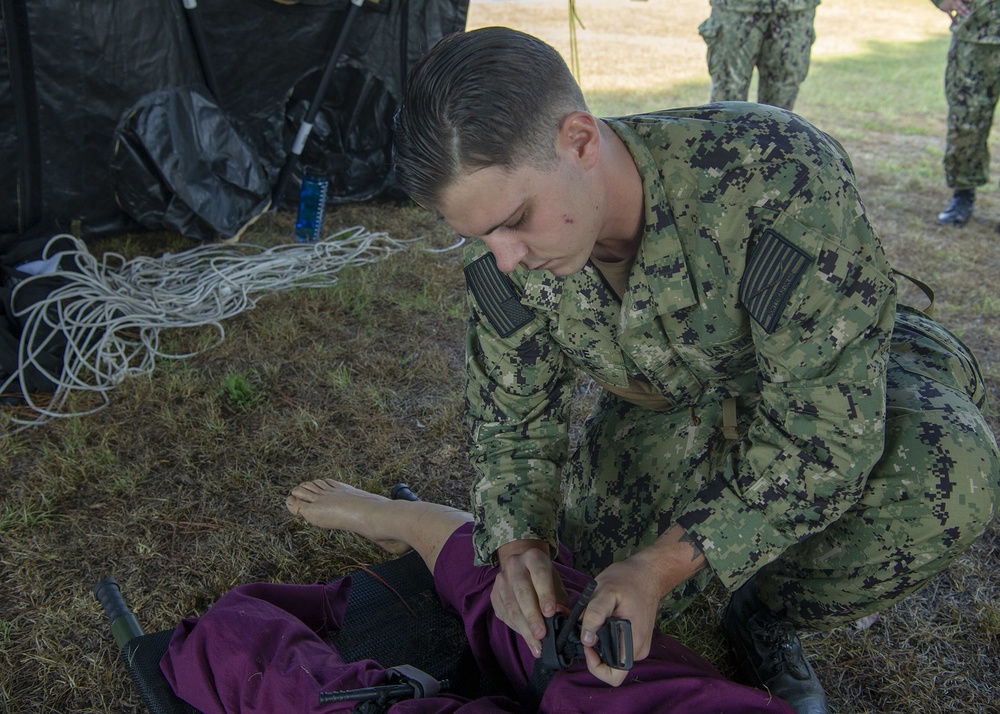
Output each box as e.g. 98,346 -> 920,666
524,661 -> 558,713
523,580 -> 597,713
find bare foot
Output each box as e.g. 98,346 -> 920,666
286,479 -> 412,555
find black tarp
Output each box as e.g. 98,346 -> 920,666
0,0 -> 468,241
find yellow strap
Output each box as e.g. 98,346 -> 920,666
722,397 -> 739,441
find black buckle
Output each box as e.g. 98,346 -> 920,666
384,665 -> 446,698
540,611 -> 576,670
539,579 -> 633,672
596,617 -> 634,670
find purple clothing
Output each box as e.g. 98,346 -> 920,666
162,523 -> 793,713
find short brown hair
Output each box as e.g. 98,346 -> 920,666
393,27 -> 587,208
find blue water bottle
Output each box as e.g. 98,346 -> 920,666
294,174 -> 329,243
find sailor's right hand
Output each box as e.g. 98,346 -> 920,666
936,0 -> 971,23
492,539 -> 568,658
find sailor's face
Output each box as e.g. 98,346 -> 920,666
437,159 -> 603,276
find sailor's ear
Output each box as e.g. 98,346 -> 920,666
556,111 -> 601,169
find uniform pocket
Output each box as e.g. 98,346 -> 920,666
698,15 -> 720,43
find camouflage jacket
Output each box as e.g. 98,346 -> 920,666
932,0 -> 1000,43
464,103 -> 897,588
709,0 -> 820,13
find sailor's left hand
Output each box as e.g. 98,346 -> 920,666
579,525 -> 707,686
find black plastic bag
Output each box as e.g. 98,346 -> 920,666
111,86 -> 271,241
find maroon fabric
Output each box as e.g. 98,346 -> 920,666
161,524 -> 793,713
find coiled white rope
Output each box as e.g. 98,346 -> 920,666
1,227 -> 411,436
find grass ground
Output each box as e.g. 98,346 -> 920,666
2,0 -> 999,712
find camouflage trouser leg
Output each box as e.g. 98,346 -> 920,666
562,310 -> 1000,630
699,8 -> 815,110
944,38 -> 1000,190
756,8 -> 816,109
755,309 -> 1000,630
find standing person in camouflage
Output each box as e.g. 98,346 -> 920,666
392,27 -> 1000,714
698,0 -> 820,110
933,0 -> 1000,227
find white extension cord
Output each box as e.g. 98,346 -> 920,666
1,227 -> 412,435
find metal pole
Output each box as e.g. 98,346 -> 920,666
271,0 -> 365,207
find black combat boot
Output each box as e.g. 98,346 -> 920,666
936,188 -> 975,227
722,580 -> 831,714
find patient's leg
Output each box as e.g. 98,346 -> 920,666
286,479 -> 472,573
284,480 -> 794,714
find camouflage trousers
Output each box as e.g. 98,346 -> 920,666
560,309 -> 1000,631
944,39 -> 1000,190
698,7 -> 816,110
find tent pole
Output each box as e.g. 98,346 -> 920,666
271,0 -> 366,208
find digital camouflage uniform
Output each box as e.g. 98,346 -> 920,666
934,0 -> 1000,190
698,0 -> 820,110
463,103 -> 1000,631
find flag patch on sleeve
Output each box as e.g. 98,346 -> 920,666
739,230 -> 811,334
464,253 -> 535,337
